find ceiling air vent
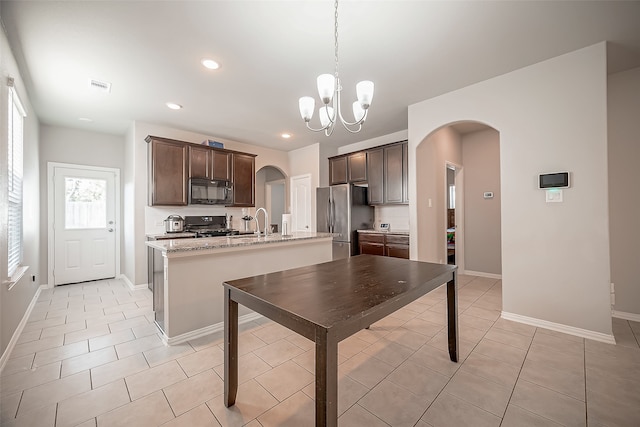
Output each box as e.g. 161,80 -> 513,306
89,79 -> 111,93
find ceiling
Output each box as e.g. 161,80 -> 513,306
2,1 -> 640,151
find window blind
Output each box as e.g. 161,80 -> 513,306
8,86 -> 25,277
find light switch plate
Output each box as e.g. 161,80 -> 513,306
545,189 -> 563,203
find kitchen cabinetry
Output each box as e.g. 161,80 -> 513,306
188,146 -> 231,181
146,136 -> 188,206
147,135 -> 254,207
230,152 -> 256,207
329,152 -> 367,185
358,231 -> 409,259
365,141 -> 408,205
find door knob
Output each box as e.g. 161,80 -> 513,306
108,228 -> 114,232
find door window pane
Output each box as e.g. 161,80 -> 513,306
65,177 -> 107,229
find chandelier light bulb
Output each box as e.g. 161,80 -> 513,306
316,74 -> 335,105
319,106 -> 334,128
299,97 -> 315,122
356,80 -> 374,109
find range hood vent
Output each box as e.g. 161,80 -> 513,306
89,79 -> 111,93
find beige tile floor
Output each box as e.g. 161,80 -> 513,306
1,275 -> 639,426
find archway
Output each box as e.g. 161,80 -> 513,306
415,120 -> 501,279
256,165 -> 287,233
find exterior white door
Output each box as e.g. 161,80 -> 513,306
290,174 -> 312,232
52,166 -> 117,285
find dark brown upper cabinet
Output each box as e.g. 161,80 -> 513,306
329,151 -> 367,185
188,146 -> 231,181
364,141 -> 408,205
230,152 -> 256,207
147,136 -> 188,206
366,148 -> 384,204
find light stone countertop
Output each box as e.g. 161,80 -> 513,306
146,232 -> 197,240
146,231 -> 334,254
357,229 -> 410,235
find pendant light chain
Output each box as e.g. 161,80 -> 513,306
334,0 -> 339,82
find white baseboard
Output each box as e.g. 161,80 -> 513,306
501,311 -> 616,344
461,270 -> 502,280
159,312 -> 265,346
0,285 -> 45,374
118,274 -> 147,291
612,310 -> 640,322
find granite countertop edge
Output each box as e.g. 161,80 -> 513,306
357,229 -> 410,235
146,232 -> 334,253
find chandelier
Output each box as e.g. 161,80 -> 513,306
298,0 -> 374,136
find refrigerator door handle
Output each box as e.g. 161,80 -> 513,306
326,198 -> 332,232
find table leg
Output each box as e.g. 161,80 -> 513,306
315,328 -> 338,427
447,272 -> 459,362
224,289 -> 238,407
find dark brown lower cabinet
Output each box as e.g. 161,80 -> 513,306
358,232 -> 409,259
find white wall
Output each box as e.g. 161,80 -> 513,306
125,122 -> 291,286
0,22 -> 41,357
409,43 -> 612,338
608,66 -> 640,318
462,128 -> 501,275
38,125 -> 125,282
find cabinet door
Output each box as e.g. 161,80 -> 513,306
149,139 -> 188,206
348,152 -> 367,182
385,244 -> 409,259
329,156 -> 348,185
231,153 -> 255,206
402,142 -> 409,203
366,148 -> 384,204
384,143 -> 405,204
189,146 -> 211,179
212,150 -> 231,181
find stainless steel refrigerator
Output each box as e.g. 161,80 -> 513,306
317,184 -> 374,260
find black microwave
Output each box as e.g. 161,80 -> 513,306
189,178 -> 233,205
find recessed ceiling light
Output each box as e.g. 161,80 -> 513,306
78,117 -> 93,122
166,102 -> 182,110
281,133 -> 292,139
201,59 -> 220,70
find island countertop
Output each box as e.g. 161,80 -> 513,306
146,231 -> 333,254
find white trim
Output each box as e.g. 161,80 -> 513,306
460,270 -> 502,280
159,312 -> 264,346
47,162 -> 121,286
119,274 -> 146,291
501,311 -> 616,344
612,310 -> 640,322
0,285 -> 45,374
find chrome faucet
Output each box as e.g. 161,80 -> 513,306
254,207 -> 269,236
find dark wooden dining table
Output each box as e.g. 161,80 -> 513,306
223,254 -> 458,427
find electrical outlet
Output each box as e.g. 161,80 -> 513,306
155,221 -> 164,227
610,282 -> 615,293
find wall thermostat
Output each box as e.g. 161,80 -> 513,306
483,192 -> 494,199
539,171 -> 570,189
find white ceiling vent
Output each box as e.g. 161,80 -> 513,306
89,78 -> 111,93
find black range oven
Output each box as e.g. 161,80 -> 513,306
184,215 -> 239,238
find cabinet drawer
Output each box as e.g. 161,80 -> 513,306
385,235 -> 409,245
358,233 -> 385,244
386,245 -> 409,259
360,242 -> 385,256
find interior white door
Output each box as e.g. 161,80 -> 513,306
290,174 -> 312,232
53,166 -> 116,285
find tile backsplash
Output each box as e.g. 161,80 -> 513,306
374,205 -> 409,231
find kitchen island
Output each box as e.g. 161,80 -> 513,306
146,232 -> 333,344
